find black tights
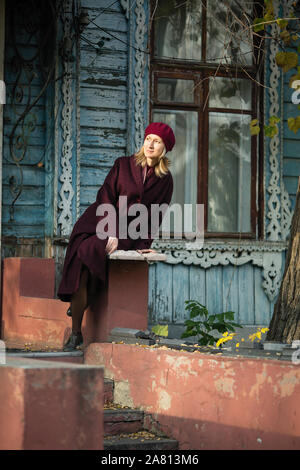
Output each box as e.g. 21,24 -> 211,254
69,265 -> 102,334
70,266 -> 89,334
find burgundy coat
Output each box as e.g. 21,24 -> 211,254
57,154 -> 173,302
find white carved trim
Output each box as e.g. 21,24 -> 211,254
152,240 -> 286,302
120,0 -> 148,153
266,0 -> 293,241
133,0 -> 147,150
280,0 -> 294,239
281,185 -> 292,240
57,0 -> 75,236
266,0 -> 281,241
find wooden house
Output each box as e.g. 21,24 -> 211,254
0,0 -> 299,338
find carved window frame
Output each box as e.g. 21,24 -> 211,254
149,0 -> 264,239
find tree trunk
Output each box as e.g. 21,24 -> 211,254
266,177 -> 300,343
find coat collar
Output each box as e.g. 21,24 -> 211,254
130,154 -> 157,193
130,155 -> 143,192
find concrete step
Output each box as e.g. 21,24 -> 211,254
103,379 -> 114,404
104,407 -> 144,435
103,431 -> 179,450
6,351 -> 113,405
103,396 -> 179,450
6,350 -> 84,364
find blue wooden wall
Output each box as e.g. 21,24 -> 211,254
283,69 -> 300,211
79,0 -> 128,215
2,4 -> 47,240
148,262 -> 276,329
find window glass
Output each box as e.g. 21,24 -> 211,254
154,0 -> 202,61
153,109 -> 198,235
207,113 -> 252,232
209,77 -> 252,109
152,0 -> 257,236
206,0 -> 253,65
157,78 -> 195,103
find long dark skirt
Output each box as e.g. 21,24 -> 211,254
57,232 -> 130,303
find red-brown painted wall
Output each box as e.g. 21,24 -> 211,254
0,357 -> 104,450
85,343 -> 300,450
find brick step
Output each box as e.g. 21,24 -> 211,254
103,431 -> 179,451
103,398 -> 179,450
103,379 -> 114,404
104,408 -> 144,435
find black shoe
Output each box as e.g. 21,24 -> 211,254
63,332 -> 83,352
66,307 -> 72,317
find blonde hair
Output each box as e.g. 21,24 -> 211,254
134,145 -> 171,178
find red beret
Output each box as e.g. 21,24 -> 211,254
144,122 -> 176,152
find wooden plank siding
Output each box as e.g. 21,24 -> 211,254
148,262 -> 275,329
283,69 -> 300,211
79,0 -> 128,216
2,6 -> 47,245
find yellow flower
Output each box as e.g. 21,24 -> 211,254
248,327 -> 269,342
216,332 -> 236,348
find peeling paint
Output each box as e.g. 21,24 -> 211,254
158,389 -> 171,411
114,380 -> 134,408
165,355 -> 198,379
249,368 -> 268,400
214,377 -> 235,398
279,371 -> 299,397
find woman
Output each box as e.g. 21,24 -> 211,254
58,122 -> 175,351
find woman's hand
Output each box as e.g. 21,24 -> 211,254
136,249 -> 157,254
105,237 -> 118,255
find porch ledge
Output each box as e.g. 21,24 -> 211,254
108,250 -> 166,262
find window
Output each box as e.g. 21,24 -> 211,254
151,0 -> 262,238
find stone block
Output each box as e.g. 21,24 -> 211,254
238,341 -> 263,349
0,357 -> 104,450
82,258 -> 150,344
110,328 -> 146,338
263,341 -> 288,351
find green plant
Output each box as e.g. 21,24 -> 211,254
181,300 -> 243,346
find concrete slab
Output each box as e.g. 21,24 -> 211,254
0,356 -> 104,450
109,250 -> 166,262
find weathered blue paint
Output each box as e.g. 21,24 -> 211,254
149,262 -> 276,328
44,84 -> 56,241
79,0 -> 128,216
283,69 -> 300,212
2,26 -> 46,238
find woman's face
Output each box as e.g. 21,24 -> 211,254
143,134 -> 165,160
